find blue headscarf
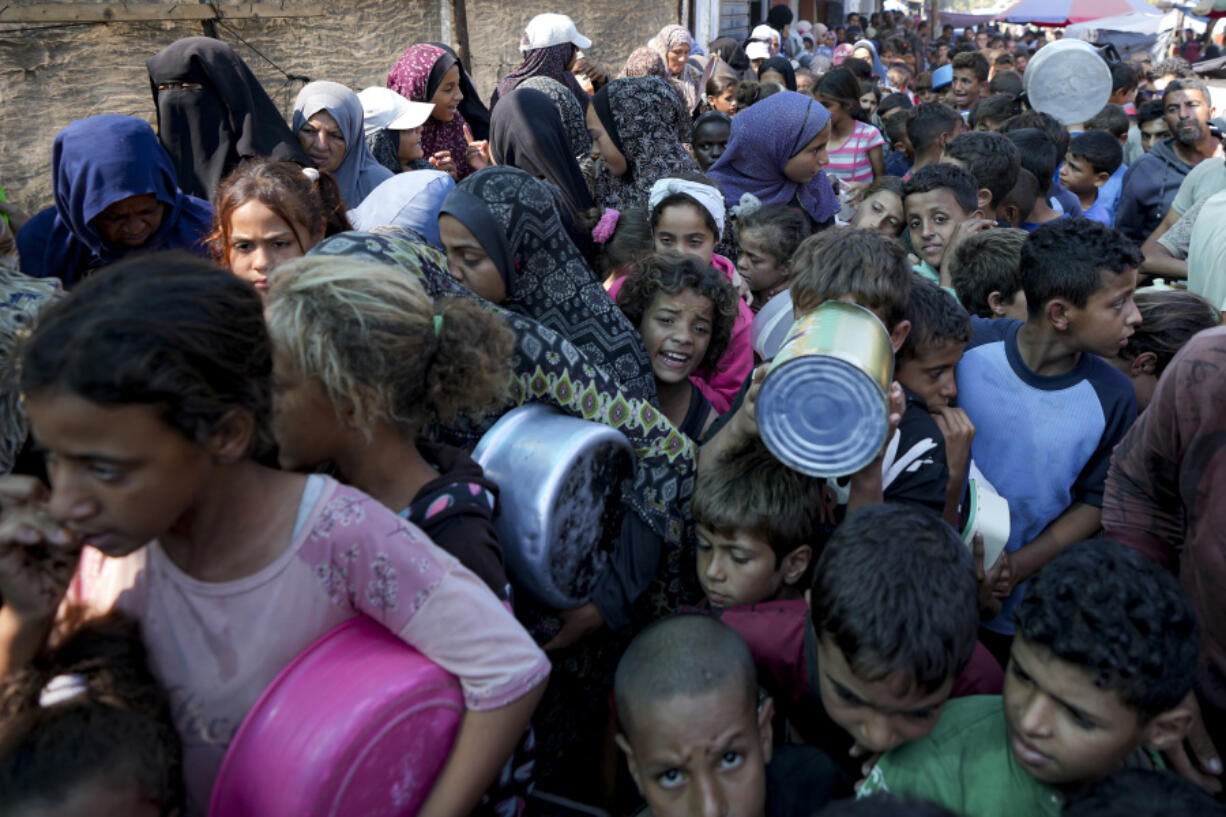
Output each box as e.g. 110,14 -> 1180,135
706,91 -> 839,226
853,39 -> 888,78
346,169 -> 455,247
17,114 -> 212,287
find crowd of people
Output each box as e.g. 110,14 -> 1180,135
0,7 -> 1224,817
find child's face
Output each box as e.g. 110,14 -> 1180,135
951,68 -> 983,110
1139,117 -> 1171,153
269,347 -> 351,473
896,340 -> 965,410
654,204 -> 717,264
736,231 -> 788,296
859,91 -> 878,118
618,685 -> 772,817
850,190 -> 904,237
905,188 -> 973,268
23,391 -> 218,559
226,199 -> 309,294
709,85 -> 740,116
1004,637 -> 1148,789
815,634 -> 953,753
693,121 -> 732,171
639,289 -> 715,387
1058,153 -> 1102,197
783,124 -> 832,184
696,524 -> 808,608
1062,268 -> 1141,359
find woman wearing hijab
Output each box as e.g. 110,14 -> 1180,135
17,115 -> 213,287
147,37 -> 307,201
647,25 -> 703,113
345,169 -> 455,247
516,77 -> 591,157
852,38 -> 888,78
292,81 -> 393,208
587,76 -> 701,213
748,24 -> 782,56
489,87 -> 598,258
706,90 -> 839,231
387,43 -> 485,181
708,37 -> 753,80
426,41 -> 490,141
621,46 -> 691,109
491,13 -> 591,112
757,55 -> 798,91
438,166 -> 655,403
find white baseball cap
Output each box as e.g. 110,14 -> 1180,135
746,42 -> 771,61
521,13 -> 591,52
357,87 -> 435,135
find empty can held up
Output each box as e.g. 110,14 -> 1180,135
757,301 -> 894,478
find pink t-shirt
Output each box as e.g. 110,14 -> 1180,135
825,120 -> 886,185
69,475 -> 550,815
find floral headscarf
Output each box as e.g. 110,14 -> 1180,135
591,76 -> 700,213
646,25 -> 702,113
386,43 -> 475,180
517,77 -> 590,157
491,42 -> 589,113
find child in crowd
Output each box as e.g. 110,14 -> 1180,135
882,110 -> 915,177
954,219 -> 1141,662
951,51 -> 989,114
692,111 -> 733,172
848,176 -> 905,238
1107,289 -> 1221,412
690,438 -> 823,609
596,206 -> 653,289
734,203 -> 812,309
942,130 -> 1021,222
263,256 -> 514,596
1002,111 -> 1082,218
617,253 -> 738,439
859,540 -> 1199,817
948,228 -> 1029,320
1082,104 -> 1131,224
817,68 -> 885,186
613,614 -> 842,817
894,278 -> 975,524
1005,129 -> 1064,230
859,82 -> 881,120
209,158 -> 351,294
706,73 -> 740,116
906,103 -> 963,174
1059,131 -> 1123,226
968,93 -> 1020,133
0,255 -> 550,815
1136,100 -> 1171,154
996,169 -> 1041,229
0,613 -> 184,816
902,163 -> 982,284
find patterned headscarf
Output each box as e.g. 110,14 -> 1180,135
706,90 -> 839,226
646,25 -> 703,113
0,268 -> 60,474
591,76 -> 700,213
292,81 -> 393,208
491,42 -> 589,113
305,229 -> 693,548
440,167 -> 655,403
517,77 -> 590,157
386,44 -> 475,180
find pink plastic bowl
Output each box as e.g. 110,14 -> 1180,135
208,616 -> 463,817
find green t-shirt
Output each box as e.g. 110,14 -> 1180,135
1172,157 -> 1226,216
913,259 -> 941,285
857,695 -> 1065,817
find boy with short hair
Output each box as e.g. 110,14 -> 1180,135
997,169 -> 1040,229
902,163 -> 983,284
942,130 -> 1021,222
968,93 -> 1021,133
954,218 -> 1141,660
906,102 -> 964,174
614,614 -> 842,817
1059,131 -> 1124,225
690,438 -> 823,610
1083,104 -> 1131,223
858,539 -> 1199,817
883,109 -> 915,177
1136,100 -> 1170,153
948,228 -> 1029,321
1005,129 -> 1064,229
951,51 -> 990,114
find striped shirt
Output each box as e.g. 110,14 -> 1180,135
825,120 -> 885,184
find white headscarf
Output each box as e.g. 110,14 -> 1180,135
649,177 -> 727,237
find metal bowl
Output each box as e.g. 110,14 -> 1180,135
1023,39 -> 1112,126
473,404 -> 634,609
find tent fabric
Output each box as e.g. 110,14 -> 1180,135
1001,0 -> 1159,26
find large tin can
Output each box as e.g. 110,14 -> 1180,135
757,300 -> 893,477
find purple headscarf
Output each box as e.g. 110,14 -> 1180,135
491,42 -> 590,113
706,91 -> 838,225
386,43 -> 475,180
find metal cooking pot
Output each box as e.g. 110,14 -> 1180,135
473,404 -> 634,610
751,290 -> 795,361
757,300 -> 894,478
1023,39 -> 1112,126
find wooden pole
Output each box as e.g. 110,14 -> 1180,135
450,0 -> 472,71
201,0 -> 219,37
929,0 -> 939,36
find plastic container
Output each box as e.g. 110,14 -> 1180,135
208,616 -> 463,817
757,301 -> 894,477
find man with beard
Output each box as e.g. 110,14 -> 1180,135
1116,78 -> 1221,242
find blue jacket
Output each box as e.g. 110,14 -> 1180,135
17,114 -> 212,287
1113,138 -> 1192,243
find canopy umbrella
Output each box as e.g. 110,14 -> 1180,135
1000,0 -> 1160,26
1194,0 -> 1226,17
